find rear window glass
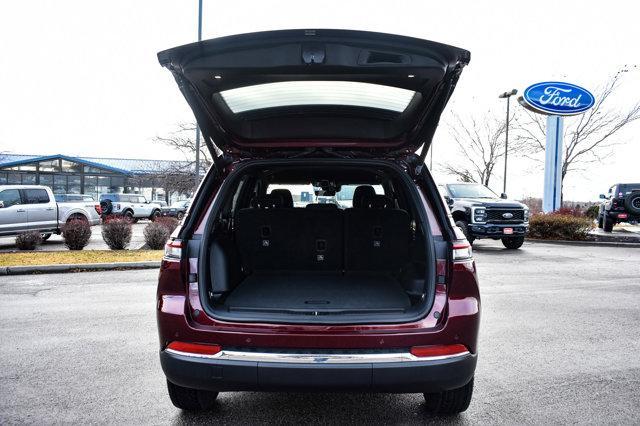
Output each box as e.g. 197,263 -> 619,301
266,184 -> 384,209
220,81 -> 416,113
24,189 -> 50,204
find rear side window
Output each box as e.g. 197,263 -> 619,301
24,189 -> 50,204
0,189 -> 22,207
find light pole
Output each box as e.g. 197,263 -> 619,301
498,89 -> 517,194
194,0 -> 203,189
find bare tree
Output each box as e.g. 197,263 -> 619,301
516,70 -> 640,185
442,112 -> 525,186
154,123 -> 214,176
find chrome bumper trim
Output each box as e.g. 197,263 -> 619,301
164,348 -> 470,363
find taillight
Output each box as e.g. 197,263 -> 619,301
163,239 -> 182,262
166,341 -> 221,356
452,241 -> 473,261
410,344 -> 469,358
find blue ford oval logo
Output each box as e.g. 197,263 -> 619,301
522,82 -> 594,116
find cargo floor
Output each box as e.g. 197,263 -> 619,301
224,272 -> 411,313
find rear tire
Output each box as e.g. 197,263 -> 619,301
603,214 -> 614,232
455,220 -> 474,245
166,380 -> 218,411
424,378 -> 474,415
123,210 -> 134,223
501,236 -> 524,249
149,209 -> 160,221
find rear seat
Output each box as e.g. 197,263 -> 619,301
236,191 -> 343,272
344,188 -> 410,272
236,187 -> 409,274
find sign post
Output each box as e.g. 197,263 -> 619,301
518,82 -> 595,212
543,115 -> 564,212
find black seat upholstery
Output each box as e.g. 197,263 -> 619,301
270,189 -> 294,208
345,195 -> 409,271
305,203 -> 339,210
352,185 -> 376,208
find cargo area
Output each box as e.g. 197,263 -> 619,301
199,163 -> 437,324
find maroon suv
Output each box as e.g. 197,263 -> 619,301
156,29 -> 480,415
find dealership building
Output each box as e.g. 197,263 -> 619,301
0,153 -> 193,202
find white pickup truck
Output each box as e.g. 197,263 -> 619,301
0,185 -> 101,239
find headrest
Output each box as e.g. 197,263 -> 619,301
270,189 -> 293,208
352,185 -> 376,208
305,203 -> 338,210
253,194 -> 282,209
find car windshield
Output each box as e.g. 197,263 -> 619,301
448,184 -> 497,199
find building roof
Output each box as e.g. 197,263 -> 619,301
0,154 -> 193,175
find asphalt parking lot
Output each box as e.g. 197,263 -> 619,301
1,240 -> 639,424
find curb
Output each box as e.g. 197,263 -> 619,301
0,261 -> 161,276
527,239 -> 640,248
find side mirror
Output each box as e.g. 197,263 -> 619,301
599,194 -> 606,199
500,193 -> 508,199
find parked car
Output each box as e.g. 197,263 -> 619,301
99,193 -> 162,222
598,183 -> 640,232
439,182 -> 529,249
161,200 -> 190,220
0,185 -> 101,239
155,30 -> 479,414
154,200 -> 168,208
54,194 -> 96,203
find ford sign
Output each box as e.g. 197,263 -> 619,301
521,82 -> 594,116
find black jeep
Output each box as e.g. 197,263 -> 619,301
439,183 -> 529,249
598,183 -> 640,232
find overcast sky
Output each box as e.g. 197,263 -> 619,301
1,0 -> 638,201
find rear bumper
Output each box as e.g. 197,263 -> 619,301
469,223 -> 527,238
607,211 -> 639,222
160,348 -> 477,393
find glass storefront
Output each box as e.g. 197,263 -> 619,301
0,156 -> 191,203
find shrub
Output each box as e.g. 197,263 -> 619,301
144,222 -> 171,250
554,207 -> 584,217
153,216 -> 179,234
15,231 -> 43,250
528,213 -> 594,241
62,219 -> 92,250
584,205 -> 600,219
101,217 -> 132,250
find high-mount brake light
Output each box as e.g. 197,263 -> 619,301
166,341 -> 222,356
163,239 -> 182,262
452,242 -> 473,261
410,344 -> 469,358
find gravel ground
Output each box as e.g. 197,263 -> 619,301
0,240 -> 639,424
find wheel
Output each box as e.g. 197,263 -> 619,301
166,380 -> 218,411
501,236 -> 524,249
603,214 -> 614,232
149,209 -> 160,221
424,378 -> 474,415
100,199 -> 113,215
176,212 -> 184,220
123,210 -> 134,223
455,220 -> 474,245
625,192 -> 640,215
597,215 -> 603,228
41,233 -> 52,241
